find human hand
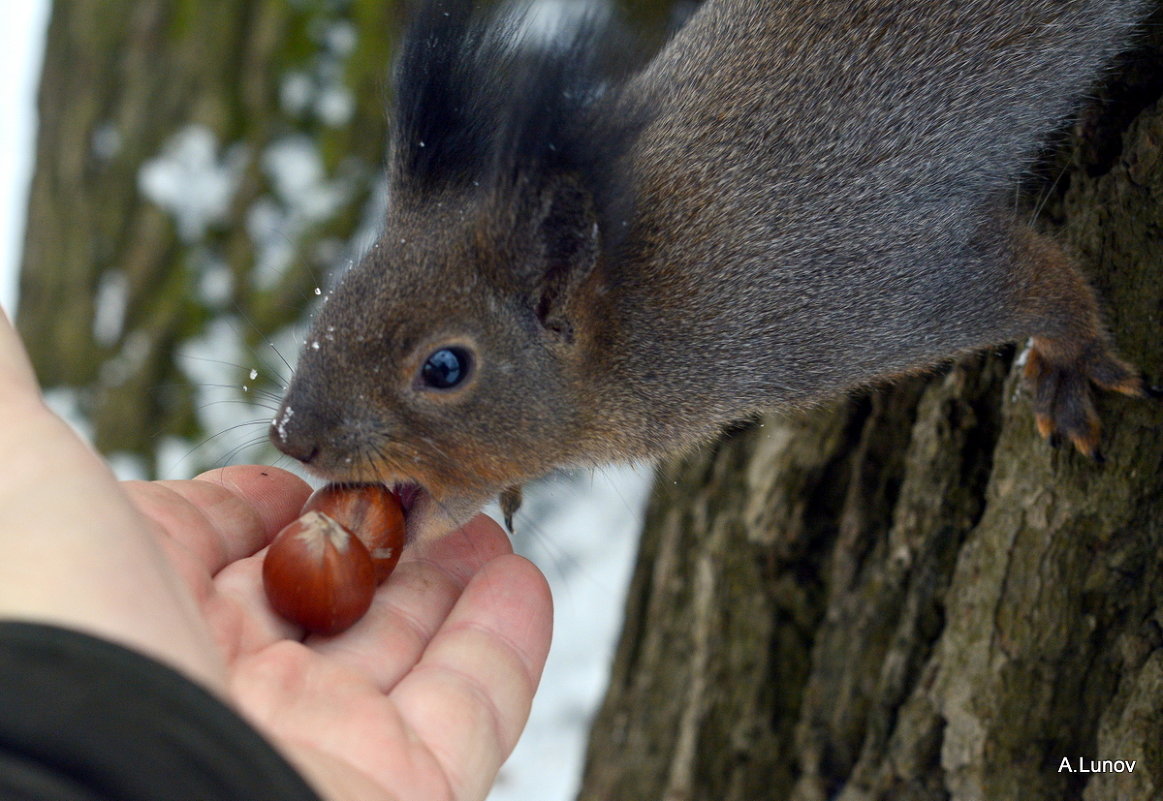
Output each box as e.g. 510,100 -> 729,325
0,309 -> 553,801
130,468 -> 552,801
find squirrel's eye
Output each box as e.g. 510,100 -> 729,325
420,346 -> 473,390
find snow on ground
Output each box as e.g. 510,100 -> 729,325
489,465 -> 653,801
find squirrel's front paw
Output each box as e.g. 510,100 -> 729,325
499,485 -> 523,533
1022,336 -> 1152,459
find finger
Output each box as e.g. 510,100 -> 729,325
230,641 -> 452,801
211,506 -> 514,659
127,466 -> 312,577
226,524 -> 550,801
137,467 -> 314,655
391,552 -> 552,801
405,514 -> 517,586
209,547 -> 302,654
309,514 -> 515,690
195,465 -> 314,548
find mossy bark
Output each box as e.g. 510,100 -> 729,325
577,9 -> 1163,801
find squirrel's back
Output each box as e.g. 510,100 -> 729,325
602,0 -> 1146,428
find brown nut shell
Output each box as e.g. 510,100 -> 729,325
302,483 -> 406,583
262,510 -> 376,635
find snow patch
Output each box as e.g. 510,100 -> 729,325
138,125 -> 248,243
322,19 -> 356,56
107,451 -> 148,481
263,136 -> 342,218
192,250 -> 234,308
280,71 -> 315,116
316,84 -> 355,127
279,19 -> 356,127
155,435 -> 199,481
0,0 -> 50,313
248,135 -> 355,289
91,122 -> 122,161
92,270 -> 128,346
274,404 -> 294,442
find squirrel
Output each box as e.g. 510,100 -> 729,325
270,0 -> 1155,542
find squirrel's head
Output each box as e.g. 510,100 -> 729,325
270,0 -> 644,540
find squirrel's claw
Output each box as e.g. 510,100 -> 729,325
500,485 -> 523,534
1024,337 -> 1148,460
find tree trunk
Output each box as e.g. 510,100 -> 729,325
577,9 -> 1163,801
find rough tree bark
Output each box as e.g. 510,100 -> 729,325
577,8 -> 1163,801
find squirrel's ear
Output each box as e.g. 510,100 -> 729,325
532,178 -> 600,343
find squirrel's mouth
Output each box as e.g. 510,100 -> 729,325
388,479 -> 488,543
391,481 -> 428,543
392,481 -> 425,515
391,480 -> 461,543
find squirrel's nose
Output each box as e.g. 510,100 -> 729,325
269,404 -> 320,464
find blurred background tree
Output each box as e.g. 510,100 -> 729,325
19,0 -> 403,477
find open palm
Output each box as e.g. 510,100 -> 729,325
0,310 -> 552,801
128,468 -> 552,801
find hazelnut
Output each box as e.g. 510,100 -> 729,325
301,483 -> 406,582
262,510 -> 376,635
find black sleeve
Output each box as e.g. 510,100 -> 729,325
0,621 -> 323,801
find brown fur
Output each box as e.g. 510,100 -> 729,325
271,0 -> 1152,540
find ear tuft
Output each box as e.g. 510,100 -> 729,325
392,0 -> 649,248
